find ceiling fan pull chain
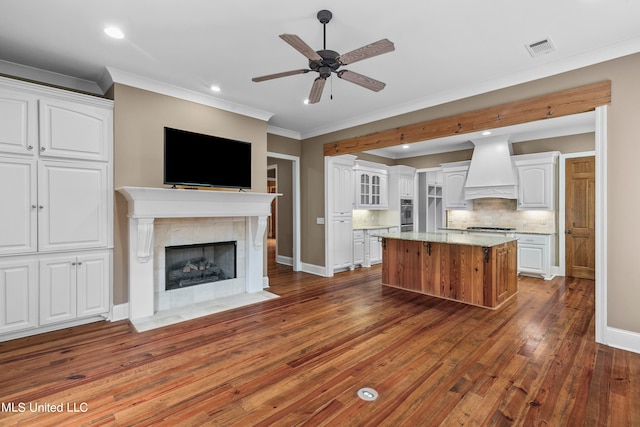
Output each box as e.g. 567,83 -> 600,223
331,75 -> 333,100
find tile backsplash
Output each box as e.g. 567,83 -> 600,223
353,209 -> 399,229
446,198 -> 556,233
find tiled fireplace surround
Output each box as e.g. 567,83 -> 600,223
117,187 -> 278,320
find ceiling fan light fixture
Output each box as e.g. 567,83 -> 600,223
251,10 -> 394,104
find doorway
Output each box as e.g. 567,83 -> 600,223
565,156 -> 596,279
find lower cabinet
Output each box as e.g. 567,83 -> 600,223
0,259 -> 38,335
39,251 -> 110,325
515,233 -> 554,280
332,217 -> 353,271
0,250 -> 111,340
353,230 -> 365,267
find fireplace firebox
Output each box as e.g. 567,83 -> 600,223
165,241 -> 236,290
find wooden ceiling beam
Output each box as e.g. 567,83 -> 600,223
323,80 -> 611,156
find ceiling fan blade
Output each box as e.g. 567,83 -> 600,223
337,70 -> 386,92
279,34 -> 323,61
308,77 -> 326,104
338,39 -> 395,65
252,69 -> 310,82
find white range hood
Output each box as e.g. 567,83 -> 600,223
464,136 -> 518,200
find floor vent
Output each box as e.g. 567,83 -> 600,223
526,38 -> 556,57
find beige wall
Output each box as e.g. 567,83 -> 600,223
302,53 -> 640,333
267,157 -> 293,258
112,84 -> 267,304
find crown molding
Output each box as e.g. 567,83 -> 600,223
0,60 -> 103,94
267,125 -> 301,140
105,67 -> 274,122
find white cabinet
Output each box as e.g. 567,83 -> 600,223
513,152 -> 559,210
332,218 -> 354,270
0,87 -> 38,156
0,76 -> 113,341
39,252 -> 110,325
441,161 -> 473,210
368,233 -> 383,265
38,161 -> 109,251
354,160 -> 388,210
353,230 -> 365,267
38,97 -> 111,161
332,158 -> 355,215
516,233 -> 555,280
0,157 -> 37,255
329,155 -> 356,272
0,259 -> 38,334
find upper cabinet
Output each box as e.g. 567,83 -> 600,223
39,98 -> 112,161
441,161 -> 473,210
388,165 -> 416,212
331,155 -> 356,216
513,152 -> 559,210
354,160 -> 388,210
0,88 -> 38,156
0,86 -> 112,162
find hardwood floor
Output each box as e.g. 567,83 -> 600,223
1,241 -> 639,426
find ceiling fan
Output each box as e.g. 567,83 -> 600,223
251,10 -> 395,104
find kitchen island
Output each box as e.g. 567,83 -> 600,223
377,232 -> 518,309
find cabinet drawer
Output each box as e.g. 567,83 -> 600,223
353,230 -> 364,240
516,234 -> 547,245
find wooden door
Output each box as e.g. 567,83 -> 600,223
565,156 -> 595,279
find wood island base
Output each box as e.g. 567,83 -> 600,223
381,237 -> 518,309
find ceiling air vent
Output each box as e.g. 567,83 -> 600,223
526,38 -> 556,57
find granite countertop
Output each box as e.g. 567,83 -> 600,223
439,227 -> 555,235
374,231 -> 517,247
353,225 -> 396,230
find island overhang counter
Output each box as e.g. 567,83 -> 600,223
375,232 -> 518,309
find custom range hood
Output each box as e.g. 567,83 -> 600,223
464,135 -> 518,199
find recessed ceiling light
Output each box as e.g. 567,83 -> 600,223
482,131 -> 492,136
210,85 -> 221,92
104,26 -> 124,39
402,144 -> 410,149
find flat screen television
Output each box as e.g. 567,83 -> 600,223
164,127 -> 252,189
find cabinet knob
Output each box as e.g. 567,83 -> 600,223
27,145 -> 33,150
39,205 -> 44,210
31,204 -> 37,209
77,261 -> 83,266
567,229 -> 572,235
40,146 -> 46,151
71,262 -> 76,266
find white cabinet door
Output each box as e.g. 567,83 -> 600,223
516,233 -> 553,279
353,230 -> 364,266
39,97 -> 111,161
332,218 -> 353,270
38,160 -> 108,251
39,256 -> 76,325
517,164 -> 553,210
0,88 -> 38,156
332,162 -> 354,215
369,234 -> 383,265
76,252 -> 110,317
443,169 -> 472,210
0,157 -> 37,255
0,259 -> 38,334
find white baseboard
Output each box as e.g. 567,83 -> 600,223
605,326 -> 640,354
111,303 -> 130,321
263,275 -> 270,289
301,262 -> 329,277
276,255 -> 293,266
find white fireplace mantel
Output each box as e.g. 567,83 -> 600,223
117,186 -> 279,319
